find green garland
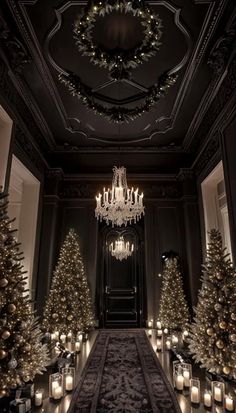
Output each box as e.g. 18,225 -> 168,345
73,0 -> 163,73
59,71 -> 177,123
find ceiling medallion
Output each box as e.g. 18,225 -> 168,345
110,235 -> 134,261
95,166 -> 144,227
73,0 -> 163,74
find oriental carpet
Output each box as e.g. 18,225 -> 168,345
68,330 -> 181,413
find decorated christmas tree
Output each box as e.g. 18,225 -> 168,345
157,257 -> 190,332
42,228 -> 94,336
189,229 -> 236,379
0,194 -> 48,398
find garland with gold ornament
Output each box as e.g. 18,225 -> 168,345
59,70 -> 177,123
73,0 -> 163,74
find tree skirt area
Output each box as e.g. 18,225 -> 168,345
68,330 -> 181,413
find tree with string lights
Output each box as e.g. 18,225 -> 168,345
0,194 -> 48,398
189,229 -> 236,379
42,228 -> 94,336
157,256 -> 190,332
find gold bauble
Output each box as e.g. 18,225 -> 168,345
216,339 -> 224,349
67,315 -> 73,321
231,313 -> 236,321
0,389 -> 7,398
1,330 -> 11,340
223,366 -> 231,375
214,304 -> 222,312
0,278 -> 8,288
230,334 -> 236,342
216,272 -> 224,280
219,321 -> 227,329
207,328 -> 214,336
52,313 -> 58,319
0,349 -> 7,359
7,304 -> 16,313
23,376 -> 30,382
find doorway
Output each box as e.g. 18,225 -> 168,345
97,225 -> 146,328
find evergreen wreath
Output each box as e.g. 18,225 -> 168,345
73,0 -> 163,72
59,70 -> 177,123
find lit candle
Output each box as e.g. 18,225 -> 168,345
183,370 -> 190,387
157,329 -> 162,337
78,333 -> 83,342
164,328 -> 168,334
148,321 -> 152,328
148,329 -> 152,337
166,340 -> 171,349
34,390 -> 43,407
75,341 -> 81,352
53,386 -> 63,400
60,333 -> 66,344
214,387 -> 223,402
65,376 -> 74,391
172,335 -> 178,345
175,375 -> 184,391
204,391 -> 212,408
191,386 -> 200,404
67,332 -> 72,340
54,331 -> 59,340
156,339 -> 162,351
156,321 -> 162,329
225,395 -> 234,411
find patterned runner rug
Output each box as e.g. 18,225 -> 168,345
68,330 -> 181,413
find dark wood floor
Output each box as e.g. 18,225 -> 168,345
2,329 -> 235,413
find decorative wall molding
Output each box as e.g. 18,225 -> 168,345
194,133 -> 220,176
177,168 -> 195,182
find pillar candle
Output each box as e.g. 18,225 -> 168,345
191,386 -> 200,403
148,329 -> 152,337
214,387 -> 222,402
157,329 -> 162,337
65,376 -> 74,391
225,395 -> 234,411
53,386 -> 63,400
175,375 -> 184,391
34,391 -> 43,407
148,321 -> 152,328
156,321 -> 161,329
75,341 -> 81,352
156,339 -> 162,351
183,370 -> 190,387
204,392 -> 212,408
166,340 -> 171,349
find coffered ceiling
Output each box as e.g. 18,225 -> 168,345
0,0 -> 234,173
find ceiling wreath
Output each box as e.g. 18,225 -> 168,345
73,0 -> 163,74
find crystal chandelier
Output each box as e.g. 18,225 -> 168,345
95,166 -> 145,227
110,236 -> 134,261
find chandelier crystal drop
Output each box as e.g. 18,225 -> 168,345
110,236 -> 134,261
95,166 -> 145,227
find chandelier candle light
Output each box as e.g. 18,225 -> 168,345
95,166 -> 144,227
110,236 -> 134,261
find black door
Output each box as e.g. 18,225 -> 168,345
98,226 -> 145,328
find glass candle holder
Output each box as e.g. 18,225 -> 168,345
157,329 -> 163,337
77,332 -> 83,342
173,361 -> 184,391
148,320 -> 153,328
203,389 -> 212,408
34,389 -> 44,407
211,381 -> 225,403
156,321 -> 162,329
224,394 -> 234,411
62,367 -> 75,392
67,332 -> 73,341
182,363 -> 192,388
190,378 -> 200,404
148,329 -> 152,338
75,341 -> 81,353
165,336 -> 171,350
49,373 -> 65,401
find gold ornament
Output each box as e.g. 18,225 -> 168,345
7,303 -> 16,313
219,321 -> 227,329
0,349 -> 7,359
216,339 -> 224,349
216,272 -> 224,280
0,278 -> 8,288
229,334 -> 236,342
231,313 -> 236,321
23,376 -> 30,383
207,328 -> 214,336
0,389 -> 7,398
67,315 -> 73,321
52,313 -> 58,319
1,330 -> 11,340
214,304 -> 222,311
223,366 -> 231,375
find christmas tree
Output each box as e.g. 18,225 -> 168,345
0,194 -> 48,398
189,229 -> 236,379
42,228 -> 94,336
157,257 -> 190,332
